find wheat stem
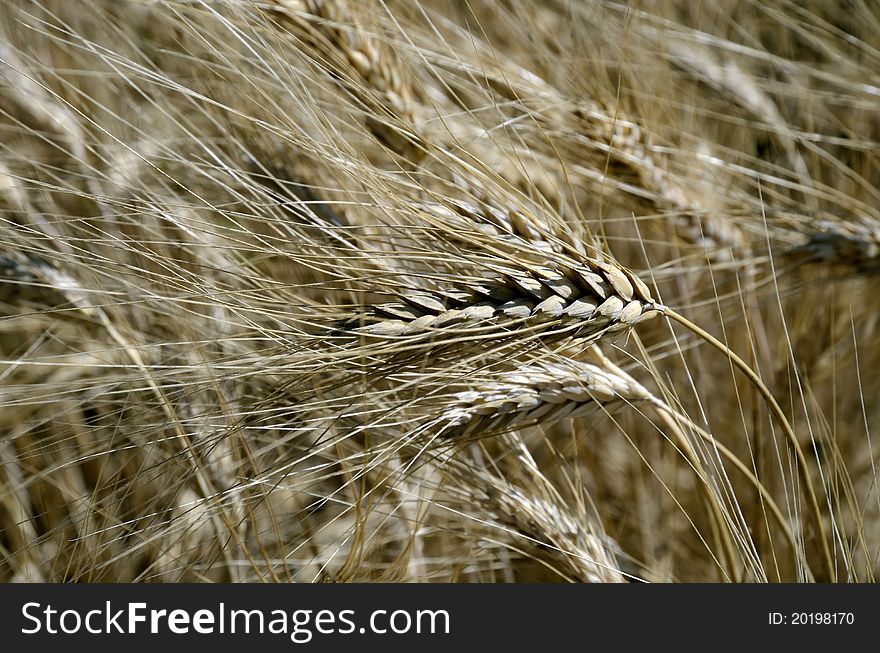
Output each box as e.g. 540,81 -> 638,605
662,306 -> 834,578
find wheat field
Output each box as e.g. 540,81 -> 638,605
1,0 -> 878,583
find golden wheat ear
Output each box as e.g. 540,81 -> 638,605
439,357 -> 650,440
337,254 -> 660,344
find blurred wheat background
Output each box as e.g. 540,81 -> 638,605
1,0 -> 879,582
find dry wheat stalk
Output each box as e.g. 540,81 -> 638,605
426,345 -> 807,581
565,101 -> 748,255
662,36 -> 814,208
0,249 -> 246,579
0,41 -> 114,221
0,0 -> 870,583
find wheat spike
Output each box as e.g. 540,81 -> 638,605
341,250 -> 661,349
438,440 -> 626,583
440,357 -> 651,439
268,0 -> 424,160
788,218 -> 880,273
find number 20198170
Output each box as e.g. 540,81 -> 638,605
769,612 -> 854,625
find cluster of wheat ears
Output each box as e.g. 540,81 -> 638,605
1,0 -> 879,583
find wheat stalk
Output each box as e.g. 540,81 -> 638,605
406,12 -> 747,256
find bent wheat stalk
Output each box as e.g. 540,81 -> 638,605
662,307 -> 834,577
